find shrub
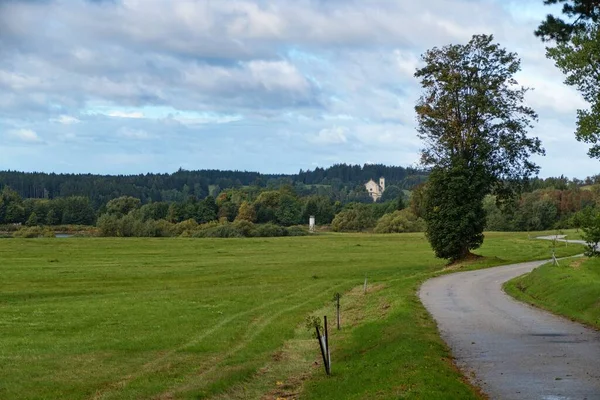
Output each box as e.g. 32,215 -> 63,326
286,225 -> 309,236
254,223 -> 288,237
97,214 -> 119,237
193,224 -> 244,238
13,226 -> 55,238
174,219 -> 199,236
331,204 -> 375,232
232,220 -> 256,237
374,209 -> 426,233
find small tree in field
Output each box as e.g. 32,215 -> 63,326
415,34 -> 544,261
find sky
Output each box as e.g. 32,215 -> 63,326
0,0 -> 596,178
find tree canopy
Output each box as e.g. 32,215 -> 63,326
535,0 -> 600,42
538,1 -> 600,159
415,34 -> 544,261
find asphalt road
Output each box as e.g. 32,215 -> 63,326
420,251 -> 600,399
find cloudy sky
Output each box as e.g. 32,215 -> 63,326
0,0 -> 595,177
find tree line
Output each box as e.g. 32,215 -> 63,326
0,164 -> 426,207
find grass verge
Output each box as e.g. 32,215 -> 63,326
505,256 -> 600,330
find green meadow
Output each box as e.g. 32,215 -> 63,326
0,233 -> 584,399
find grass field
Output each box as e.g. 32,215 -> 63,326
505,256 -> 600,331
0,233 -> 584,399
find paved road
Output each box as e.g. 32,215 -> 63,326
420,247 -> 600,399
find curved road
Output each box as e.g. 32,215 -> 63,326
420,243 -> 600,399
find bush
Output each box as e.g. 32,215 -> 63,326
374,209 -> 426,233
97,214 -> 119,237
286,225 -> 309,236
331,204 -> 375,232
254,223 -> 288,237
193,223 -> 244,238
13,226 -> 55,238
174,219 -> 199,236
232,220 -> 256,237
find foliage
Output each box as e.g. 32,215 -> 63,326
235,201 -> 256,222
286,225 -> 309,236
253,223 -> 288,237
415,34 -> 543,260
374,209 -> 426,233
546,26 -> 600,158
106,196 -> 141,217
13,226 -> 55,238
424,165 -> 487,260
305,315 -> 323,339
580,208 -> 600,255
275,195 -> 302,226
330,204 -> 376,232
0,164 -> 427,207
535,0 -> 600,42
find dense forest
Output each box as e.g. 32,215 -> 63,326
0,164 -> 426,206
1,164 -> 600,238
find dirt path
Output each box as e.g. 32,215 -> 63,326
420,252 -> 600,399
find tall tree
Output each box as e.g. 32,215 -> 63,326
535,0 -> 600,42
415,34 -> 543,261
537,1 -> 600,159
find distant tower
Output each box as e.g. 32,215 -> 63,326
309,215 -> 316,232
379,177 -> 385,192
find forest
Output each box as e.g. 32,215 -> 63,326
1,164 -> 600,237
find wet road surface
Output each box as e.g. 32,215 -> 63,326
420,255 -> 600,399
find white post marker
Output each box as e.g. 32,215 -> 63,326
309,215 -> 316,232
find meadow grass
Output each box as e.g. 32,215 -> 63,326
0,232 -> 583,399
505,256 -> 600,331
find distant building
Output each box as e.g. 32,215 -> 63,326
365,177 -> 385,202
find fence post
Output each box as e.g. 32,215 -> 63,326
335,293 -> 341,330
315,324 -> 329,376
324,316 -> 330,375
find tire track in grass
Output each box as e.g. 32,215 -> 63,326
91,279 -> 344,400
155,280 -> 353,399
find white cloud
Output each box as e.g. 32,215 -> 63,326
106,111 -> 145,119
0,0 -> 595,177
52,115 -> 81,125
9,128 -> 42,143
310,126 -> 349,145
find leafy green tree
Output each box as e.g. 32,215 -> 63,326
46,208 -> 60,225
254,191 -> 281,223
330,204 -> 376,232
139,202 -> 169,221
415,34 -> 543,261
380,185 -> 402,203
167,203 -> 184,223
61,197 -> 95,225
196,196 -> 218,224
0,186 -> 25,224
579,207 -> 600,255
374,209 -> 425,233
235,201 -> 256,222
26,212 -> 39,227
535,0 -> 600,42
106,196 -> 141,217
536,1 -> 600,158
546,27 -> 600,158
217,201 -> 238,222
275,195 -> 302,226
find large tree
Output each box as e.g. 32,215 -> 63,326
535,0 -> 600,42
415,34 -> 544,261
537,1 -> 600,159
